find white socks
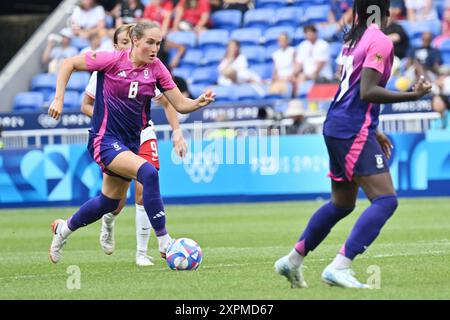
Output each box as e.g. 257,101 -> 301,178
60,220 -> 73,239
330,254 -> 352,270
135,204 -> 151,255
103,212 -> 116,224
287,248 -> 304,268
157,234 -> 172,253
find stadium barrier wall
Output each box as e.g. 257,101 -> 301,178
0,132 -> 449,208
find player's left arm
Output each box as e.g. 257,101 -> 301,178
81,94 -> 94,118
160,95 -> 187,158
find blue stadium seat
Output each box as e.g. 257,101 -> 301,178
274,7 -> 303,28
198,29 -> 229,50
31,73 -> 56,100
296,80 -> 314,98
67,72 -> 90,92
442,52 -> 450,65
243,9 -> 276,30
439,39 -> 450,51
179,49 -> 203,68
190,67 -> 219,85
13,92 -> 44,112
211,10 -> 242,31
265,45 -> 280,61
209,85 -> 234,102
203,48 -> 226,66
241,46 -> 267,64
294,27 -> 306,45
329,42 -> 343,60
250,63 -> 273,80
317,24 -> 339,41
233,84 -> 265,101
48,91 -> 80,110
189,84 -> 207,98
256,0 -> 286,9
231,28 -> 263,46
70,37 -> 89,51
292,0 -> 318,8
172,66 -> 194,80
264,26 -> 295,47
167,31 -> 197,48
303,5 -> 330,24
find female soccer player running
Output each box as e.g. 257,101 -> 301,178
275,0 -> 432,289
81,24 -> 187,266
48,20 -> 215,264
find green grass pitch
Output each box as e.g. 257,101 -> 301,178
1,198 -> 449,299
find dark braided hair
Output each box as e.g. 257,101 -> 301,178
344,0 -> 390,48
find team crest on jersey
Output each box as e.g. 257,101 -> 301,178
144,69 -> 149,79
375,53 -> 383,62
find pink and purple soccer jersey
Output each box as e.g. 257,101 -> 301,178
84,49 -> 176,175
323,24 -> 394,182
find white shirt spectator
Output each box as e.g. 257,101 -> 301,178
405,0 -> 438,21
296,38 -> 333,81
80,40 -> 115,54
71,5 -> 106,30
272,46 -> 295,79
50,46 -> 78,60
218,54 -> 260,85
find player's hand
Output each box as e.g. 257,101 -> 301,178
48,99 -> 63,120
173,131 -> 187,158
412,75 -> 432,99
376,131 -> 393,160
197,90 -> 216,107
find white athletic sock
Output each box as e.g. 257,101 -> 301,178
135,204 -> 151,254
103,212 -> 116,224
330,254 -> 352,270
288,248 -> 304,268
157,233 -> 172,253
60,220 -> 73,239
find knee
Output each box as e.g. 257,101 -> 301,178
100,193 -> 121,213
112,198 -> 126,215
136,162 -> 158,185
372,195 -> 398,217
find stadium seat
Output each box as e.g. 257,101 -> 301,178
317,24 -> 339,41
329,42 -> 343,60
250,63 -> 273,80
67,72 -> 90,93
172,66 -> 194,80
256,0 -> 286,9
231,28 -> 263,46
31,73 -> 56,100
296,80 -> 314,98
203,48 -> 226,66
211,10 -> 242,31
442,52 -> 450,65
264,26 -> 295,47
13,92 -> 44,112
294,27 -> 306,45
265,45 -> 280,61
292,0 -> 318,8
233,84 -> 266,101
198,29 -> 229,50
303,5 -> 330,24
274,7 -> 303,28
179,49 -> 203,68
167,31 -> 197,48
47,91 -> 80,110
189,84 -> 207,98
190,67 -> 219,85
243,9 -> 276,30
208,85 -> 234,102
439,39 -> 450,51
241,46 -> 267,64
70,37 -> 89,51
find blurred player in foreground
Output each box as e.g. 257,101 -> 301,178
275,0 -> 432,288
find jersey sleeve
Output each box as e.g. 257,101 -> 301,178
363,35 -> 394,75
155,59 -> 176,93
85,50 -> 119,73
85,71 -> 97,98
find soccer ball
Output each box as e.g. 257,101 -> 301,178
166,238 -> 203,271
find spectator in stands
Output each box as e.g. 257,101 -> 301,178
143,0 -> 174,36
0,124 -> 4,150
284,100 -> 316,135
294,25 -> 333,85
116,0 -> 145,25
432,2 -> 450,48
218,40 -> 261,86
390,0 -> 407,19
172,0 -> 211,33
431,66 -> 450,130
42,28 -> 79,73
270,33 -> 296,96
71,0 -> 107,39
405,0 -> 438,22
80,32 -> 114,53
328,0 -> 353,28
406,31 -> 442,82
210,0 -> 223,13
384,6 -> 410,60
223,0 -> 253,14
